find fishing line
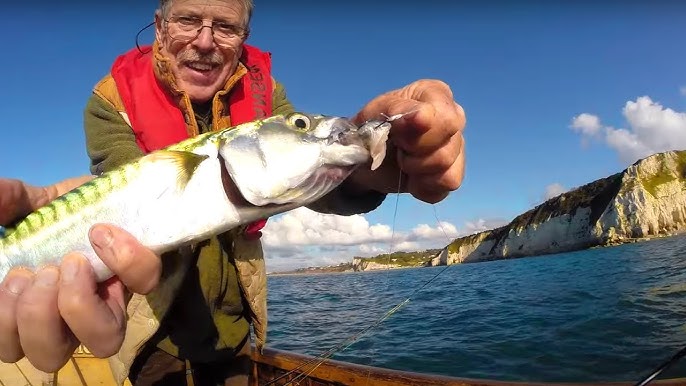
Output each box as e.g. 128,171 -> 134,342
276,211 -> 456,385
12,363 -> 31,386
272,237 -> 455,385
267,298 -> 412,386
433,205 -> 453,243
367,165 -> 405,379
634,345 -> 686,386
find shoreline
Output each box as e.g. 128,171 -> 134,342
268,232 -> 686,277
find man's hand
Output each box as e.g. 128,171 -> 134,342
349,79 -> 466,204
0,177 -> 93,225
0,177 -> 162,372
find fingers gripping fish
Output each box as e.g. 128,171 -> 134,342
0,112 -> 392,282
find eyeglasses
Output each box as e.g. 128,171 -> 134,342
164,15 -> 249,47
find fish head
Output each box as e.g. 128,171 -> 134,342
218,112 -> 390,207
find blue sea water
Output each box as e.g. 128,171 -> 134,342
265,234 -> 686,383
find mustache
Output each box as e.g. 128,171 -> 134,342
178,50 -> 223,65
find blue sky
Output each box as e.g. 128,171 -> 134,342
2,1 -> 685,271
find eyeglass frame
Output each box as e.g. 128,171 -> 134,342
162,15 -> 250,46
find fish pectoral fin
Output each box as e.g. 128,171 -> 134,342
143,150 -> 209,190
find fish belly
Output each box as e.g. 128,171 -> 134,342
0,157 -> 240,282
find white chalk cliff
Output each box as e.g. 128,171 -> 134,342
426,150 -> 686,266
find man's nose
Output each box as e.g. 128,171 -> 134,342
192,25 -> 215,51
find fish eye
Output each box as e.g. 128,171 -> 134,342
294,118 -> 307,129
288,114 -> 311,130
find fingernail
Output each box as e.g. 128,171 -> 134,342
4,273 -> 30,295
35,267 -> 59,287
90,226 -> 114,250
61,255 -> 81,283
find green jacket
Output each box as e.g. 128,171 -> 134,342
83,42 -> 386,385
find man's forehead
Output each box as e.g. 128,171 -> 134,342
169,0 -> 247,19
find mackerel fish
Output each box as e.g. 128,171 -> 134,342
0,112 -> 391,282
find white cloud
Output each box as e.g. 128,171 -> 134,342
359,244 -> 387,255
571,96 -> 686,165
604,127 -> 653,165
407,222 -> 459,241
463,218 -> 506,234
543,183 -> 568,200
570,113 -> 602,137
391,241 -> 421,252
262,208 -> 393,248
680,86 -> 686,96
261,208 -> 507,272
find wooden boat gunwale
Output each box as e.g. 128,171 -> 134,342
250,346 -> 686,386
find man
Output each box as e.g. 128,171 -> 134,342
0,0 -> 466,385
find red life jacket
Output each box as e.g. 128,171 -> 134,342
111,44 -> 273,238
111,44 -> 273,153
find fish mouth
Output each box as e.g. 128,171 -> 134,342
219,154 -> 259,208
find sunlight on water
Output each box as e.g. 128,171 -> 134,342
266,234 -> 686,382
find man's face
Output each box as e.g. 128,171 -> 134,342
155,0 -> 248,103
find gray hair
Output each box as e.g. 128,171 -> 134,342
158,0 -> 254,23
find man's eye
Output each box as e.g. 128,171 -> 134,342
215,23 -> 240,34
176,16 -> 200,26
